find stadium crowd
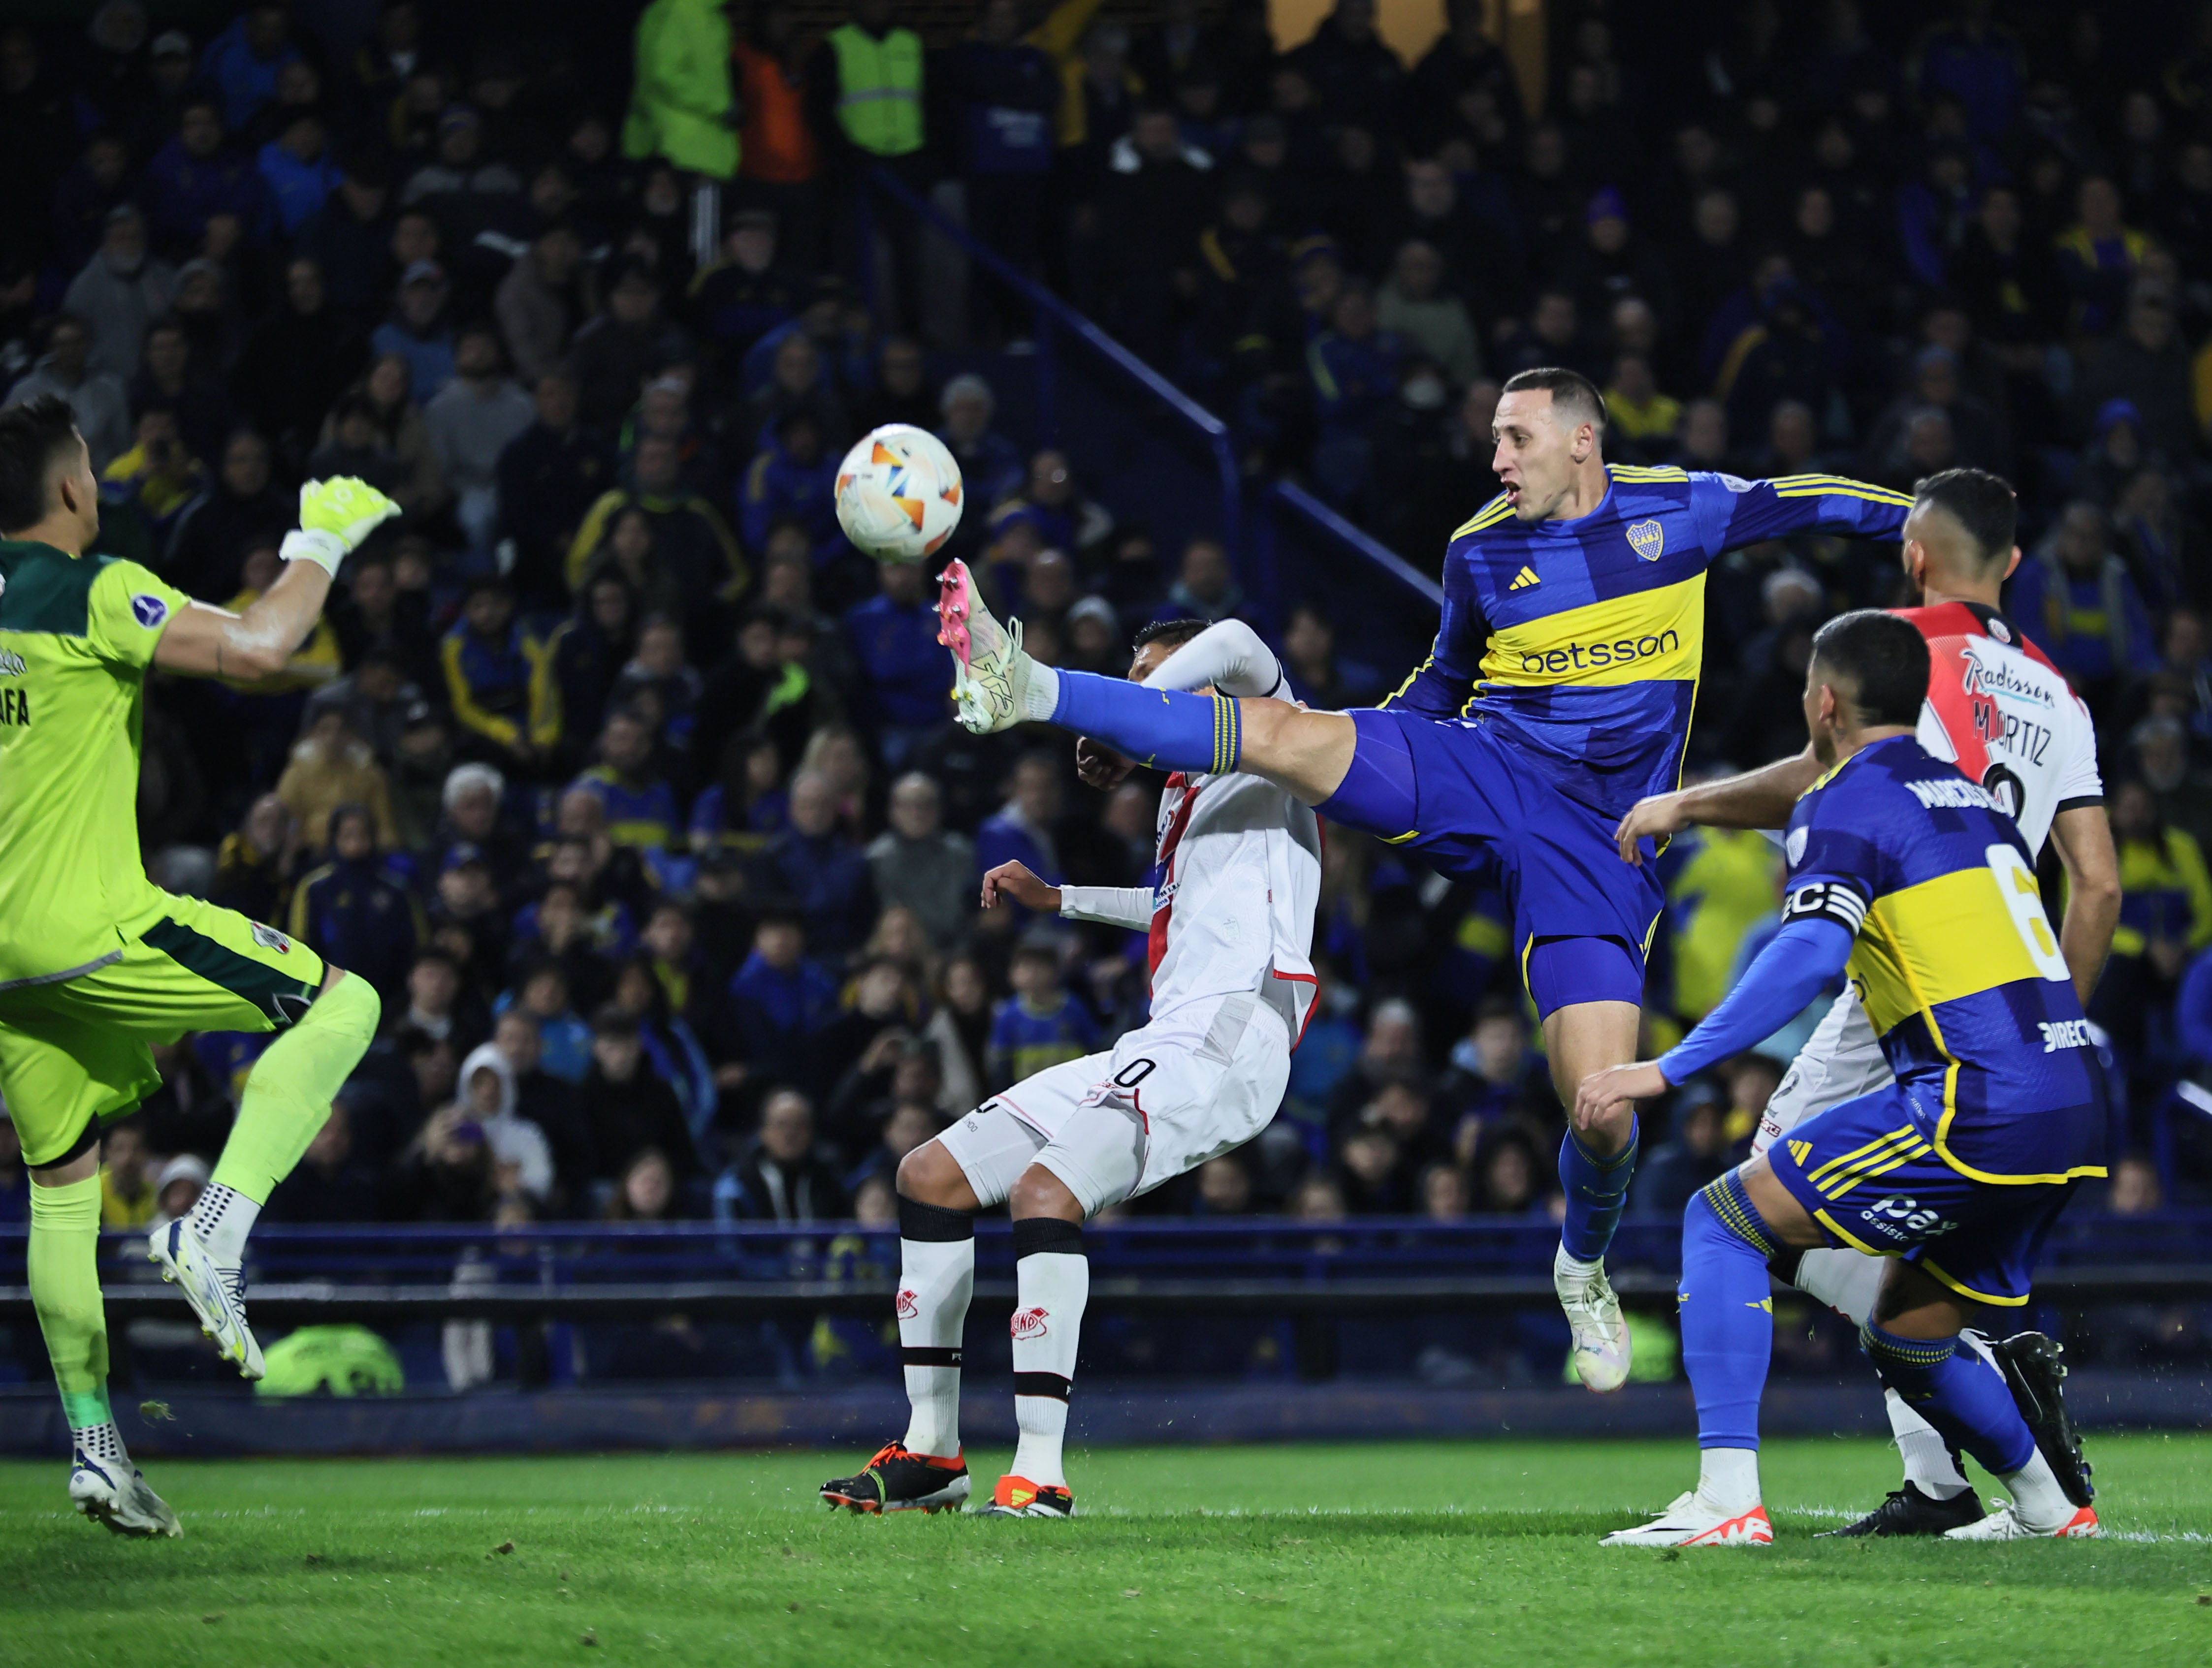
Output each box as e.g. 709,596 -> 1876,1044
0,0 -> 2207,1275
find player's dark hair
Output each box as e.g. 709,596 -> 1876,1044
0,395 -> 83,535
1913,468 -> 2016,567
1503,366 -> 1607,435
1810,609 -> 1929,729
1134,617 -> 1210,654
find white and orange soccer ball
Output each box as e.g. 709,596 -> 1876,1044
834,424 -> 964,563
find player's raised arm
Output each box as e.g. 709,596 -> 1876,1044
1689,470 -> 1915,553
1613,744 -> 1824,863
151,479 -> 398,683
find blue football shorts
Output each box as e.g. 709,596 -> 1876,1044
1317,707 -> 1663,1017
1764,1082 -> 2082,1309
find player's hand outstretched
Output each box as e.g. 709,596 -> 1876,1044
1613,792 -> 1691,866
982,860 -> 1062,913
1075,737 -> 1133,790
1573,1061 -> 1668,1132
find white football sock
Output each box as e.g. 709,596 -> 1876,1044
1999,1447 -> 2074,1531
1142,619 -> 1288,699
1697,1446 -> 1761,1514
1019,658 -> 1059,723
1888,1387 -> 1972,1499
73,1419 -> 126,1468
1009,1218 -> 1087,1489
185,1182 -> 257,1263
894,1206 -> 974,1459
1794,1245 -> 1886,1324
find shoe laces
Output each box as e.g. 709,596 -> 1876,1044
219,1265 -> 249,1308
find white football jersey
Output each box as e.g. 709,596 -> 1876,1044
1060,766 -> 1322,1038
1902,601 -> 2103,856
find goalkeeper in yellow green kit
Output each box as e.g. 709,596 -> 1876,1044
0,396 -> 396,1537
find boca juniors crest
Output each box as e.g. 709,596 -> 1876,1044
1627,519 -> 1665,561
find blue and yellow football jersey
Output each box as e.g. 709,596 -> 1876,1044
1384,467 -> 1912,818
1781,734 -> 2107,1187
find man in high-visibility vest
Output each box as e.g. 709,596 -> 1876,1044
809,0 -> 928,328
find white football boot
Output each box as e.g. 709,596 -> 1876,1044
149,1217 -> 264,1380
1944,1500 -> 2101,1541
1555,1243 -> 1631,1392
1602,1491 -> 1773,1547
70,1450 -> 181,1538
936,558 -> 1034,734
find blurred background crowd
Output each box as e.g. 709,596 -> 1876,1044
0,0 -> 2208,1279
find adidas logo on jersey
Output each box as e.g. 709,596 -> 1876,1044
1508,566 -> 1540,591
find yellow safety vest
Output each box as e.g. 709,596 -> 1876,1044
828,23 -> 924,157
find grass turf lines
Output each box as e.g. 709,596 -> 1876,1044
1,1436 -> 2207,1667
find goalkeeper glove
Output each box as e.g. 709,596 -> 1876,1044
280,477 -> 401,577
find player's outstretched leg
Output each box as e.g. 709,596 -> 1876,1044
822,1161 -> 975,1513
1604,1174 -> 1776,1547
979,1182 -> 1087,1518
30,1168 -> 178,1537
150,969 -> 380,1379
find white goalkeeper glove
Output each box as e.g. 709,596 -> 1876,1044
280,477 -> 401,577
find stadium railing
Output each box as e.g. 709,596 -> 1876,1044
4,1212 -> 2203,1325
859,167 -> 1443,669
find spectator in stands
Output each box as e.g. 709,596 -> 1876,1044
867,774 -> 976,954
843,558 -> 946,767
976,752 -> 1065,889
946,0 -> 1058,343
987,938 -> 1098,1091
1376,238 -> 1481,391
503,961 -> 596,1084
234,257 -> 365,471
496,369 -> 610,611
4,315 -> 129,472
65,205 -> 175,380
2011,500 -> 2158,716
729,913 -> 837,1089
370,260 -> 456,403
569,258 -> 695,430
714,1087 -> 846,1222
442,575 -> 558,772
1474,1127 -> 1549,1217
567,433 -> 747,643
213,792 -> 300,923
426,322 -> 536,551
99,400 -> 204,553
1327,998 -> 1426,1128
1633,1083 -> 1733,1216
276,707 -> 400,851
455,1042 -> 557,1208
389,1103 -> 501,1223
579,1005 -> 698,1182
573,706 -> 680,864
490,1007 -> 593,1201
604,1147 -> 681,1222
497,220 -> 590,389
935,373 -> 1024,513
285,804 -> 422,1006
141,94 -> 266,258
760,770 -> 873,958
261,1103 -> 382,1225
2078,287 -> 2196,464
740,407 -> 842,565
1158,536 -> 1245,626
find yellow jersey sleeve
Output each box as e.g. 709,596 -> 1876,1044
86,560 -> 192,672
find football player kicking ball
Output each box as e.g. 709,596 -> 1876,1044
1615,468 -> 2112,1535
1585,612 -> 2106,1546
0,398 -> 393,1536
930,368 -> 1914,1393
822,619 -> 1320,1518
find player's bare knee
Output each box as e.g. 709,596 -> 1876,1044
1009,1163 -> 1083,1224
896,1139 -> 973,1210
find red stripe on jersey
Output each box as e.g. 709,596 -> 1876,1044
1147,773 -> 1202,980
1272,968 -> 1320,1050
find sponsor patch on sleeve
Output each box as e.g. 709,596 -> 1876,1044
129,593 -> 170,629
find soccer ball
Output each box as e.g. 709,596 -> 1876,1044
834,424 -> 964,563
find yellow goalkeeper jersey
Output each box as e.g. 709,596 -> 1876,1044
0,539 -> 192,985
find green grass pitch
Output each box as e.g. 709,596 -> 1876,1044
2,1436 -> 2208,1666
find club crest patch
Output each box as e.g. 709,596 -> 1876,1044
1627,520 -> 1665,562
251,921 -> 292,954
